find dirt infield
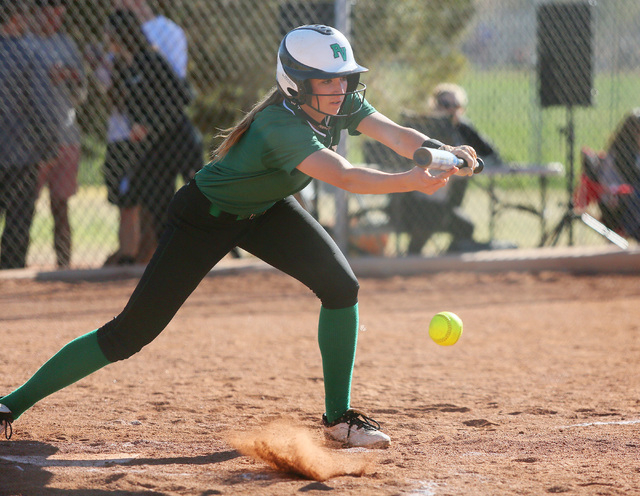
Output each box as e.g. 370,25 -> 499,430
1,267 -> 640,495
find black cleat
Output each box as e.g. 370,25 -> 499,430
1,404 -> 14,440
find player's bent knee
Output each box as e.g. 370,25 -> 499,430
96,318 -> 163,362
317,275 -> 359,309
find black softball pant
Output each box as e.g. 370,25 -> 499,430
97,180 -> 359,362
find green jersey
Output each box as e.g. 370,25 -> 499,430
195,95 -> 376,216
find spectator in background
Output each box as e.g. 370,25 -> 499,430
102,9 -> 198,263
114,0 -> 202,265
113,0 -> 186,79
28,0 -> 87,268
91,0 -> 200,266
0,0 -> 59,269
392,83 -> 503,254
604,109 -> 640,240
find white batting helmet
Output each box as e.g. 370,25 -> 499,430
276,24 -> 368,116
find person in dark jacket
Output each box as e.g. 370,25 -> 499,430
104,9 -> 199,265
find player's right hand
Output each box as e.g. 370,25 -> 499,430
447,145 -> 478,176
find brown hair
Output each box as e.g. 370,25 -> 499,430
428,83 -> 468,114
211,87 -> 284,161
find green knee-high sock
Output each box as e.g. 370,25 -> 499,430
318,304 -> 358,423
1,329 -> 111,419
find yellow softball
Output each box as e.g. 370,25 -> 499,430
428,311 -> 463,346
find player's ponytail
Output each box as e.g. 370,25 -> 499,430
211,87 -> 283,161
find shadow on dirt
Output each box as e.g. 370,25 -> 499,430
0,440 -> 241,495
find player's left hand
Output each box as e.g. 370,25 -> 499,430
441,144 -> 478,176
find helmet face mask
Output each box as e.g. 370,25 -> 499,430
276,24 -> 368,118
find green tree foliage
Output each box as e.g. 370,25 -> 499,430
352,0 -> 475,117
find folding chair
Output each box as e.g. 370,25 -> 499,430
572,147 -> 631,248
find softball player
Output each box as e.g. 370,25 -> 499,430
1,25 -> 479,448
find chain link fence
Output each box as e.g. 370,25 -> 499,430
2,0 -> 639,270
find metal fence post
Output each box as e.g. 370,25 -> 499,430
332,0 -> 352,253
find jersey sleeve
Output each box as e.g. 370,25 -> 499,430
259,114 -> 325,174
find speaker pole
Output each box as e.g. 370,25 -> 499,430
564,105 -> 576,245
547,105 -> 577,246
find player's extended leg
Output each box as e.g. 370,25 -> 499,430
239,197 -> 390,448
1,330 -> 110,423
0,181 -> 245,433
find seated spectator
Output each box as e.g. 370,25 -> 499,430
603,109 -> 640,241
383,83 -> 505,254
